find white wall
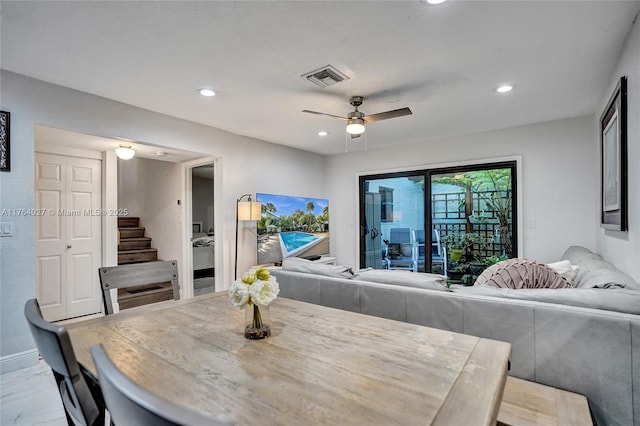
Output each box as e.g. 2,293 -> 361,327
118,157 -> 183,263
326,115 -> 598,271
595,16 -> 640,280
0,71 -> 326,368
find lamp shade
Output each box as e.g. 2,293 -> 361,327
346,118 -> 365,135
115,145 -> 135,160
237,201 -> 261,221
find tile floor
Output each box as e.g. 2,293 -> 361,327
2,310 -> 108,426
194,276 -> 215,296
1,361 -> 66,425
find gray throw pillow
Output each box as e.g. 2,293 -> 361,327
475,258 -> 571,289
561,246 -> 639,290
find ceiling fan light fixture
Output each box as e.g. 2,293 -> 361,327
115,145 -> 135,160
346,118 -> 365,135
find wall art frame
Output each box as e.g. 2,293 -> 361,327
600,76 -> 627,231
0,111 -> 9,172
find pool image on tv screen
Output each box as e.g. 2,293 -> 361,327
256,193 -> 329,265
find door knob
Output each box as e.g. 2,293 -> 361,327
67,244 -> 72,249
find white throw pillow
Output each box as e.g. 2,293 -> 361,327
547,260 -> 579,285
282,257 -> 354,279
352,269 -> 447,291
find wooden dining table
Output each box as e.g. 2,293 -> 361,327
66,292 -> 511,425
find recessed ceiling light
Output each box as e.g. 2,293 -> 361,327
425,0 -> 447,4
494,84 -> 515,93
198,88 -> 216,97
318,130 -> 329,136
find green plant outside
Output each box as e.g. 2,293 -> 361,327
433,168 -> 513,257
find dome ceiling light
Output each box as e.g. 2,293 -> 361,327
115,145 -> 135,160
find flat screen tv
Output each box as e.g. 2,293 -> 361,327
256,193 -> 329,265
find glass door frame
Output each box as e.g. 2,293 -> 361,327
359,160 -> 518,271
359,170 -> 427,270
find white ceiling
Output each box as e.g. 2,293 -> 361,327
2,1 -> 639,156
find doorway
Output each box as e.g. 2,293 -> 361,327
34,125 -> 218,305
360,172 -> 424,271
359,161 -> 518,284
191,163 -> 215,296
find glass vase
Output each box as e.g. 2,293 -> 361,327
244,303 -> 271,339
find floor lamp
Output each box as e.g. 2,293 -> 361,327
235,194 -> 261,280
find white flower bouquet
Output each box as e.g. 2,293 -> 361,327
229,268 -> 279,339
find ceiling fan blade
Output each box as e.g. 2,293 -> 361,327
350,133 -> 361,139
363,107 -> 412,123
302,110 -> 349,121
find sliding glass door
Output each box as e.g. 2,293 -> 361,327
360,172 -> 425,271
359,161 -> 517,283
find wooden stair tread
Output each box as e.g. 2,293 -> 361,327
118,247 -> 159,265
118,216 -> 140,227
497,377 -> 592,426
118,248 -> 157,254
119,228 -> 147,239
118,237 -> 152,243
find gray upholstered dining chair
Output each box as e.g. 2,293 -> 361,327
90,344 -> 229,426
24,298 -> 108,426
98,260 -> 180,315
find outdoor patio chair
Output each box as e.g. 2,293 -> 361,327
413,229 -> 447,276
387,228 -> 417,272
431,229 -> 447,276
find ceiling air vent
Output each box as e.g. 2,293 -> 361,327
301,65 -> 350,88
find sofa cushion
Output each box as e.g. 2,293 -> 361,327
475,258 -> 571,289
561,246 -> 639,290
282,257 -> 354,279
352,269 -> 447,291
454,285 -> 640,315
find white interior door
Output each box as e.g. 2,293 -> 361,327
35,153 -> 102,321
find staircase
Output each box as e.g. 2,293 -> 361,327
118,217 -> 158,265
116,217 -> 173,310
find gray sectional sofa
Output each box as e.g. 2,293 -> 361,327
271,246 -> 640,426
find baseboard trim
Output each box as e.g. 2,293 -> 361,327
0,349 -> 39,374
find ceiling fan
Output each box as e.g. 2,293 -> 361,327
302,96 -> 412,138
